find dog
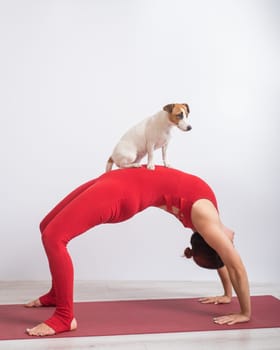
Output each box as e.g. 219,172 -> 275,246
105,103 -> 191,172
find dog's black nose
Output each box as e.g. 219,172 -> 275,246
187,125 -> 192,131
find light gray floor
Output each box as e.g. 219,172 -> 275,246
0,280 -> 279,350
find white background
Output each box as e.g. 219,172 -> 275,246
0,0 -> 279,283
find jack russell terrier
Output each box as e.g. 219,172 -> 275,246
106,103 -> 191,171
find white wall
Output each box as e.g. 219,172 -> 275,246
0,0 -> 279,283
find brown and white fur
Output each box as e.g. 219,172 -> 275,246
106,103 -> 191,171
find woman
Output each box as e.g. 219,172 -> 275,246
26,166 -> 251,336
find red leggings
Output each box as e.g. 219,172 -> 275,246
39,178 -> 116,333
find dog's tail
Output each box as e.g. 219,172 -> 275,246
105,156 -> 114,172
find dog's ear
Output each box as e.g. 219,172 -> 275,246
163,104 -> 174,113
183,104 -> 190,113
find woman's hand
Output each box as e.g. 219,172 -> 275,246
213,313 -> 250,325
199,295 -> 231,305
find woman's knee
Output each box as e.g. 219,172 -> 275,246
41,229 -> 55,249
41,226 -> 66,251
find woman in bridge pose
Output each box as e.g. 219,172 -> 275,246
26,166 -> 250,336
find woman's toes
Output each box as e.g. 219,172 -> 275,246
25,299 -> 42,308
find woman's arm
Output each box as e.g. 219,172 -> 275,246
199,266 -> 232,304
203,238 -> 251,324
191,199 -> 251,325
217,265 -> 233,300
214,246 -> 251,324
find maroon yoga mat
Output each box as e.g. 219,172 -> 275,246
0,295 -> 279,340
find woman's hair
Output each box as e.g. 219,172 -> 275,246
184,232 -> 224,270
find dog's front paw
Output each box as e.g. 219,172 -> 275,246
147,163 -> 155,170
163,161 -> 171,168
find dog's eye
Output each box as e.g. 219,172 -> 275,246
176,113 -> 184,119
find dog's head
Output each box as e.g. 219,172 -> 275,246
163,103 -> 191,132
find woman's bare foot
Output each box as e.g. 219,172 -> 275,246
26,322 -> 56,336
26,318 -> 77,336
25,299 -> 42,308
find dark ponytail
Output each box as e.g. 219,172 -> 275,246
184,232 -> 224,270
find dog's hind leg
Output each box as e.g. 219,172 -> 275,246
118,159 -> 142,169
114,152 -> 142,169
122,163 -> 142,168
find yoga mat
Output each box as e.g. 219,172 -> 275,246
0,295 -> 279,340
